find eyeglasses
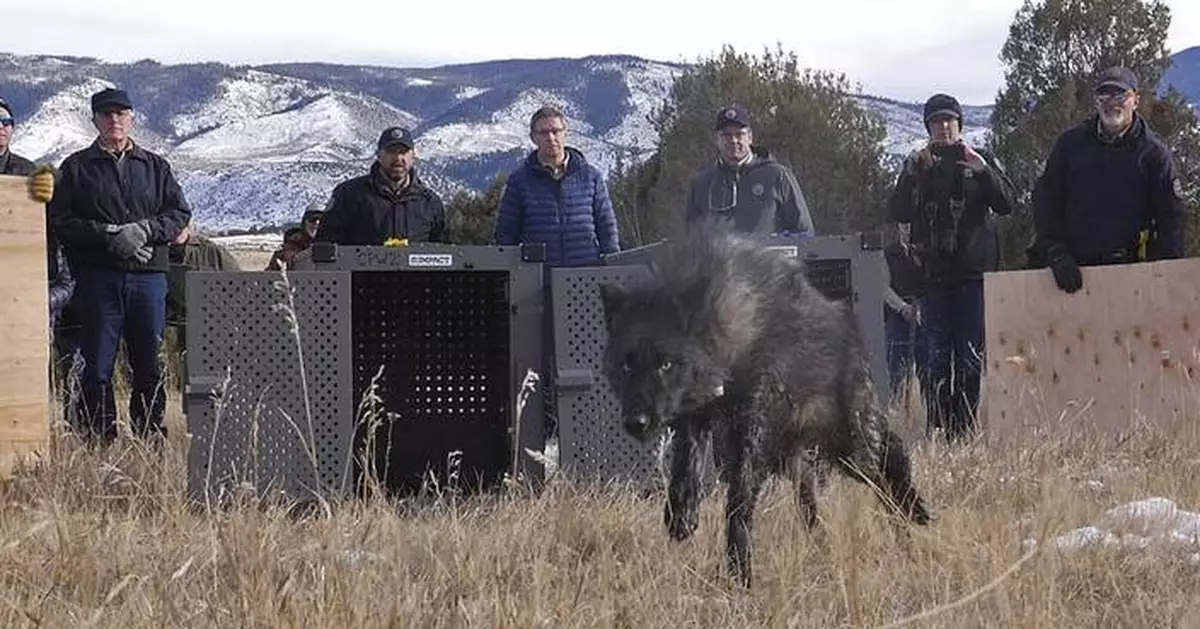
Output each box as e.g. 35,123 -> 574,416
1094,89 -> 1131,104
0,117 -> 13,127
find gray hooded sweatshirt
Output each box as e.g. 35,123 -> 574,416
684,146 -> 816,236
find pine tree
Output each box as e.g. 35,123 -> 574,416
988,0 -> 1200,266
609,45 -> 894,246
444,173 -> 508,245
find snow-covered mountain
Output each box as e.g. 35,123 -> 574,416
4,49 -> 1189,233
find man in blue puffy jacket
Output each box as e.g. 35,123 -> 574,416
494,105 -> 620,438
493,105 -> 620,266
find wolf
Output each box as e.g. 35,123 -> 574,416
598,218 -> 932,586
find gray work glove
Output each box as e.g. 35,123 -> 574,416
105,221 -> 152,259
133,244 -> 154,264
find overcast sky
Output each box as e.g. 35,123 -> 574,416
5,0 -> 1200,104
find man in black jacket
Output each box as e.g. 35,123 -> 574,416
1032,66 -> 1186,293
49,87 -> 191,445
888,93 -> 1017,442
315,126 -> 446,246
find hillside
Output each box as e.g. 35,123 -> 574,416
8,48 -> 1192,233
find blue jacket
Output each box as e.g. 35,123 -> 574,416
494,147 -> 620,267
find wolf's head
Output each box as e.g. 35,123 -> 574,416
598,280 -> 734,441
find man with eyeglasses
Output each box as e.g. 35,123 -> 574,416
1031,66 -> 1186,294
683,104 -> 815,237
48,87 -> 192,446
494,105 -> 620,266
494,104 -> 621,439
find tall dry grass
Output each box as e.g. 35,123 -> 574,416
4,387 -> 1200,627
10,253 -> 1200,627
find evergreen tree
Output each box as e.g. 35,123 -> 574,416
609,45 -> 894,247
988,0 -> 1200,266
444,173 -> 508,244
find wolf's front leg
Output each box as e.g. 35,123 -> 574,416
665,423 -> 702,540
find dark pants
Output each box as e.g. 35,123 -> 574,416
884,306 -> 926,402
75,268 -> 169,444
919,279 -> 984,442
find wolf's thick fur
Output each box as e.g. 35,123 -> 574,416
599,218 -> 931,586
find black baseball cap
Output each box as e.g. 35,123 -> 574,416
715,104 -> 751,130
377,126 -> 414,151
91,88 -> 133,113
1095,66 -> 1139,92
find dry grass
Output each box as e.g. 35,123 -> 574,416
4,392 -> 1200,629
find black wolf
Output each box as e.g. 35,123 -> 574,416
598,220 -> 931,586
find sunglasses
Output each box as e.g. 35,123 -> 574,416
0,117 -> 13,127
1094,89 -> 1131,104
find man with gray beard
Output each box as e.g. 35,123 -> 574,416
1031,66 -> 1186,293
684,105 -> 816,237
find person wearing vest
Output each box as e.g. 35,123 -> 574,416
888,93 -> 1017,442
1030,66 -> 1186,292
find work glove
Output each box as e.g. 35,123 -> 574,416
106,220 -> 152,259
1046,244 -> 1083,294
27,164 -> 55,203
133,244 -> 154,264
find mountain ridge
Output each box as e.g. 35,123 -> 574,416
1,49 -> 1194,233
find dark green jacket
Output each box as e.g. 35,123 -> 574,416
167,236 -> 240,326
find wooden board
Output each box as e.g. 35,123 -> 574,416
0,174 -> 50,478
983,259 -> 1200,448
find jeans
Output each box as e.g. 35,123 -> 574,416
884,306 -> 926,402
919,279 -> 984,442
75,268 -> 169,444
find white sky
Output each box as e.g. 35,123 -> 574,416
5,0 -> 1200,104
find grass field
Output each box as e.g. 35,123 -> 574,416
6,252 -> 1200,626
4,388 -> 1200,628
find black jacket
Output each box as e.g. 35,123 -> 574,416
315,163 -> 446,246
1032,113 -> 1185,264
684,146 -> 816,236
888,142 -> 1017,283
2,150 -> 75,327
48,140 -> 191,273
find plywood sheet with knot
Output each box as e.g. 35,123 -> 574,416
983,259 -> 1200,448
0,174 -> 50,478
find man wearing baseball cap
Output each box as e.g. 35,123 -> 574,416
48,86 -> 192,445
1031,66 -> 1186,294
315,125 -> 446,245
683,104 -> 815,237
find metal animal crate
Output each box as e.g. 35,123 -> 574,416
184,243 -> 547,504
550,232 -> 889,487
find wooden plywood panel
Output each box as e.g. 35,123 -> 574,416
0,174 -> 50,478
983,259 -> 1200,448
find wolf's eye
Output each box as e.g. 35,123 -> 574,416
657,359 -> 673,373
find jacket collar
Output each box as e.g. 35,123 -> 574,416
84,138 -> 150,163
524,146 -> 585,178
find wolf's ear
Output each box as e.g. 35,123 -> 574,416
598,282 -> 630,329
